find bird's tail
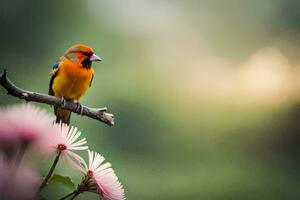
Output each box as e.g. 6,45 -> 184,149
55,106 -> 71,125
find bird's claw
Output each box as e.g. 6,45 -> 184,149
60,97 -> 66,108
98,107 -> 107,112
76,102 -> 84,115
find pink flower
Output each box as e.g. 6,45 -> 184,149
0,155 -> 41,199
0,104 -> 55,142
76,150 -> 125,200
45,123 -> 88,162
0,104 -> 56,157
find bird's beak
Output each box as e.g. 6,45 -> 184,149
90,53 -> 102,62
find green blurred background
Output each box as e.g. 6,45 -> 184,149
1,0 -> 300,199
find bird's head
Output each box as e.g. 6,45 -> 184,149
63,44 -> 102,68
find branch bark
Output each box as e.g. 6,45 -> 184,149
0,70 -> 114,126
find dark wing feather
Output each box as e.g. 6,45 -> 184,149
49,70 -> 58,96
89,74 -> 94,87
53,61 -> 60,69
49,61 -> 60,96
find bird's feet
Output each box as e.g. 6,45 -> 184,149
76,102 -> 84,115
98,107 -> 107,112
60,97 -> 66,108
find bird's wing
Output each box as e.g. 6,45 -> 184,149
48,61 -> 60,96
52,61 -> 60,69
89,74 -> 94,88
89,68 -> 95,88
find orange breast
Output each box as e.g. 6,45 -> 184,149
52,60 -> 94,101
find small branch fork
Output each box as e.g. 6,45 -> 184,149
0,69 -> 114,126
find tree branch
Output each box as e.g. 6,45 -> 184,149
0,69 -> 114,126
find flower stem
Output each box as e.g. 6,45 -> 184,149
38,151 -> 62,193
59,190 -> 77,200
70,192 -> 80,200
59,176 -> 91,200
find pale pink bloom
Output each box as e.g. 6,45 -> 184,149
76,150 -> 125,200
0,155 -> 41,200
0,104 -> 55,142
45,122 -> 88,162
0,104 -> 57,156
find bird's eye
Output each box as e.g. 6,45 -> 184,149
83,52 -> 92,56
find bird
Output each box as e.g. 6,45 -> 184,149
49,44 -> 102,124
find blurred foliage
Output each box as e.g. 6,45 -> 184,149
1,0 -> 300,199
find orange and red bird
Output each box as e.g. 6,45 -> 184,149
49,44 -> 102,124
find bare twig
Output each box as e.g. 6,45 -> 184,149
0,69 -> 114,126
